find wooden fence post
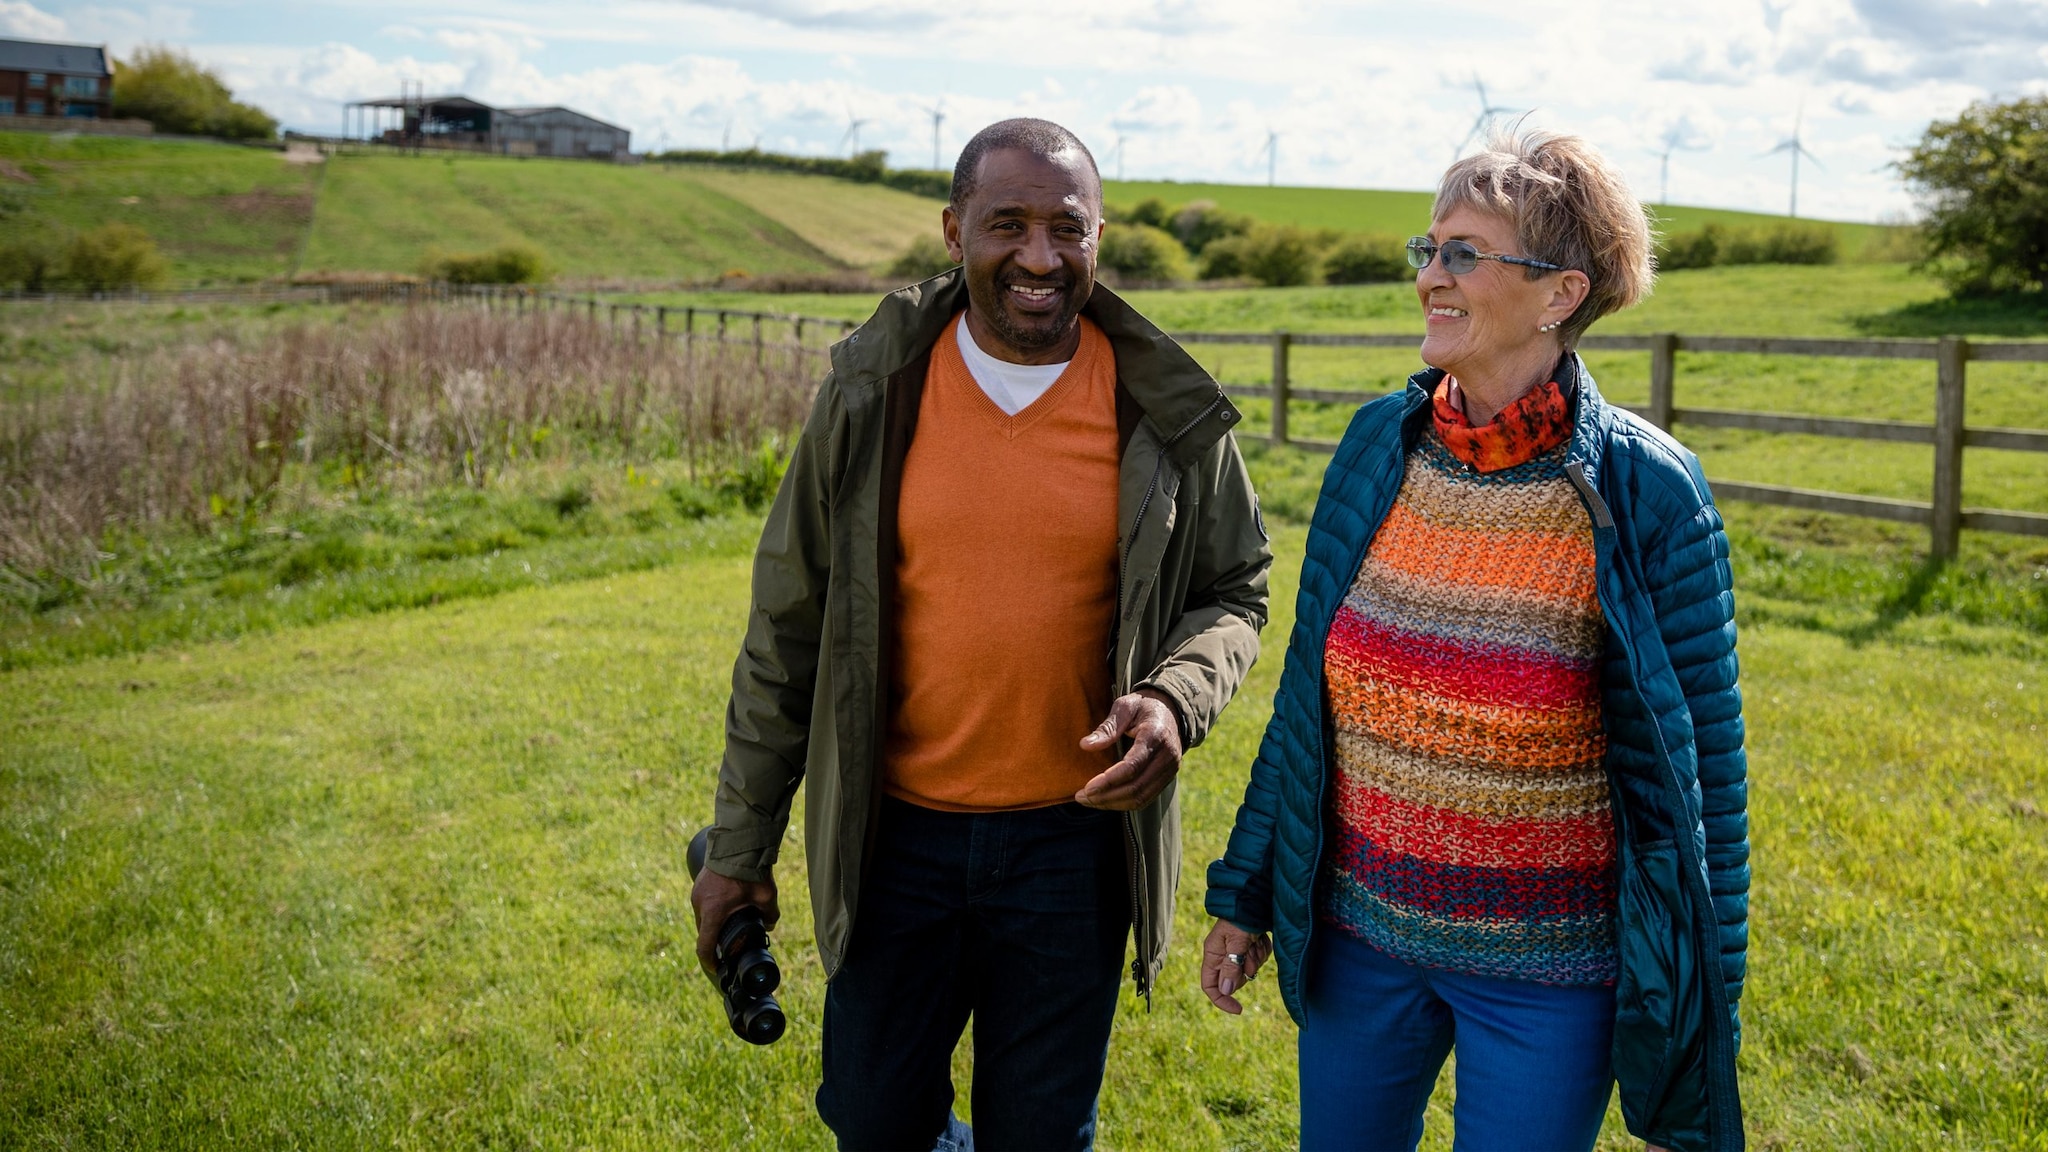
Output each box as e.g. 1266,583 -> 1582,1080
1931,336 -> 1969,561
1649,332 -> 1677,431
656,305 -> 667,339
1270,331 -> 1292,446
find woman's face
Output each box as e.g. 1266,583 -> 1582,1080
1415,205 -> 1562,377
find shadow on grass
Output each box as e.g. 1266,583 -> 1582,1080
1839,558 -> 1948,646
1852,290 -> 2048,339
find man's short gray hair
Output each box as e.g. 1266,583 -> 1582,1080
1434,126 -> 1654,347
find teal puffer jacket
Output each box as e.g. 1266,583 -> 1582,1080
1206,359 -> 1748,1152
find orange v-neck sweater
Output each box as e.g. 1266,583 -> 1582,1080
883,313 -> 1122,811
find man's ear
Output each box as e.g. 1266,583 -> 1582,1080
943,205 -> 965,263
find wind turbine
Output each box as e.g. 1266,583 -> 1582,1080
840,104 -> 869,157
923,99 -> 945,170
1113,133 -> 1127,182
1761,104 -> 1822,217
1256,129 -> 1278,187
1651,122 -> 1712,205
1454,75 -> 1519,158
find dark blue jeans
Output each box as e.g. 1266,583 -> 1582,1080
816,796 -> 1130,1151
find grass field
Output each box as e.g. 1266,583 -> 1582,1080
670,165 -> 944,270
0,131 -> 318,284
1101,179 -> 1906,261
624,263 -> 2048,522
2,513 -> 2042,1148
298,154 -> 856,283
2,131 -> 1911,287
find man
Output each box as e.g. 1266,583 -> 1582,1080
690,117 -> 1270,1151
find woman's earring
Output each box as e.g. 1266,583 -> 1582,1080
1539,321 -> 1562,332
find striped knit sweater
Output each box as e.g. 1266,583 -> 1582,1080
1318,373 -> 1618,985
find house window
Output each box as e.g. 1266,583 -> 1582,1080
64,103 -> 96,118
25,100 -> 44,115
0,98 -> 13,115
27,73 -> 45,88
63,76 -> 98,97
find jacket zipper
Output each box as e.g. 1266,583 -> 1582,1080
1113,387 -> 1225,1004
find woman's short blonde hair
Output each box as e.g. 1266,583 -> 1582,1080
1434,126 -> 1653,347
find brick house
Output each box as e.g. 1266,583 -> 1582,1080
0,38 -> 113,120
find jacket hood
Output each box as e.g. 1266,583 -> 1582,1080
831,268 -> 1241,462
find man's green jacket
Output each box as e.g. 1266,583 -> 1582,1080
703,269 -> 1272,996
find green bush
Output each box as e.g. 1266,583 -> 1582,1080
63,223 -> 169,291
1098,222 -> 1191,283
0,231 -> 67,291
1321,233 -> 1412,284
1655,222 -> 1837,270
112,46 -> 278,140
1170,200 -> 1253,255
1657,224 -> 1723,271
422,243 -> 548,285
1113,197 -> 1173,229
887,234 -> 955,282
1899,95 -> 2048,295
1723,223 -> 1838,265
1204,225 -> 1320,286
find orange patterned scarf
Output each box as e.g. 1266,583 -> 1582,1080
1432,376 -> 1574,473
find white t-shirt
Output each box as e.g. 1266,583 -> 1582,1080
957,319 -> 1070,416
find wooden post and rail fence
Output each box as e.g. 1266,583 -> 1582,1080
12,283 -> 2043,557
1190,329 -> 2048,559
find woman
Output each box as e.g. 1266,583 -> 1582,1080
1200,128 -> 1747,1152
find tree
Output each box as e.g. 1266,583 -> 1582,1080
1322,234 -> 1412,284
112,46 -> 278,141
1898,95 -> 2048,295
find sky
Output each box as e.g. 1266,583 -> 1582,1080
5,0 -> 2045,223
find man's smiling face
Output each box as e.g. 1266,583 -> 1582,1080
943,146 -> 1101,364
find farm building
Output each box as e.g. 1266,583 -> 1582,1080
0,38 -> 112,121
344,94 -> 631,160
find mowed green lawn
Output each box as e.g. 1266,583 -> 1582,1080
0,131 -> 317,284
3,521 -> 2043,1148
299,154 -> 851,282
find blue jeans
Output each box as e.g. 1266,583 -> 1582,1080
1299,929 -> 1616,1152
816,796 -> 1129,1151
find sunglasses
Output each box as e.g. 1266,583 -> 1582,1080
1406,236 -> 1565,275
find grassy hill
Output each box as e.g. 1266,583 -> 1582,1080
298,153 -> 858,282
670,165 -> 944,270
0,131 -> 317,284
1103,179 -> 1904,260
0,131 -> 1908,286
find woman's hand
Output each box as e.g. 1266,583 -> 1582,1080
1200,918 -> 1273,1014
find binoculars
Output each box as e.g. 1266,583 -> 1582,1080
686,827 -> 786,1045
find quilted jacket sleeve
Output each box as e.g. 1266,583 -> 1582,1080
1637,448 -> 1750,1039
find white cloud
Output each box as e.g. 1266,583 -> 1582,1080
28,0 -> 2036,219
0,1 -> 66,38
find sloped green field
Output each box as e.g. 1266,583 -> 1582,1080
298,153 -> 849,282
0,131 -> 317,284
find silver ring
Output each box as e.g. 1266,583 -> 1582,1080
1226,953 -> 1244,967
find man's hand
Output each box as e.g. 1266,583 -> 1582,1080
1076,689 -> 1184,810
1200,918 -> 1272,1014
690,866 -> 779,980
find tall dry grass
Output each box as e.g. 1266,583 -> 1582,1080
0,304 -> 819,586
